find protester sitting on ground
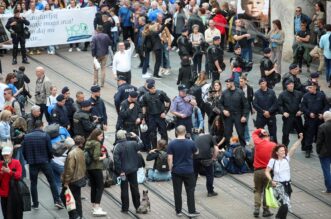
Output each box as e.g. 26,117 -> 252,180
146,139 -> 171,181
221,136 -> 251,174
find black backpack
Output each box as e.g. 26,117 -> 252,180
84,149 -> 93,166
232,146 -> 246,167
155,151 -> 169,172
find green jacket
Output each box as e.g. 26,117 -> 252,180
84,140 -> 103,170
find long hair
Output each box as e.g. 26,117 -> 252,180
195,71 -> 207,86
271,144 -> 288,159
12,117 -> 27,132
5,73 -> 16,84
272,19 -> 282,30
211,115 -> 224,134
87,128 -> 103,141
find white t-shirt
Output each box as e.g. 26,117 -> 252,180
47,95 -> 58,107
0,83 -> 8,111
111,15 -> 119,32
267,156 -> 291,182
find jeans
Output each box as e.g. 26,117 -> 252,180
241,46 -> 252,62
253,169 -> 268,209
244,113 -> 250,142
29,163 -> 60,205
153,49 -> 162,76
319,156 -> 331,192
120,171 -> 140,211
172,172 -> 196,214
325,57 -> 331,83
192,54 -> 202,74
194,160 -> 214,193
232,71 -> 241,88
142,51 -> 150,74
61,184 -> 82,219
87,169 -> 104,204
162,44 -> 170,69
51,160 -> 64,194
14,147 -> 26,178
147,169 -> 171,181
111,31 -> 119,52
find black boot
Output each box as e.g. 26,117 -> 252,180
22,58 -> 30,64
305,150 -> 311,158
12,59 -> 17,65
253,207 -> 259,218
262,208 -> 273,217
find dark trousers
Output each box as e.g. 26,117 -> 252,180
282,116 -> 304,146
172,172 -> 196,214
87,169 -> 104,204
29,163 -> 60,205
256,115 -> 277,143
117,70 -> 131,84
12,35 -> 27,60
1,197 -> 8,219
319,156 -> 331,192
223,114 -> 246,146
37,103 -> 50,123
137,47 -> 144,67
142,51 -> 150,74
153,49 -> 162,77
211,70 -> 220,83
176,116 -> 193,134
122,26 -> 133,40
148,115 -> 168,148
61,184 -> 82,219
192,54 -> 202,74
303,118 -> 322,151
194,160 -> 214,193
120,171 -> 140,211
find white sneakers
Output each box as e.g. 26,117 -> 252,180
76,47 -> 81,52
68,48 -> 73,52
163,69 -> 171,75
142,72 -> 152,79
93,207 -> 107,216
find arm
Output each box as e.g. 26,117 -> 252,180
197,109 -> 204,129
44,80 -> 52,97
316,126 -> 324,155
146,150 -> 159,161
268,91 -> 279,114
252,129 -> 264,145
127,39 -> 135,56
113,145 -> 122,174
92,142 -> 101,161
91,37 -> 96,57
62,154 -> 75,184
112,54 -> 118,75
288,133 -> 303,157
277,93 -> 285,114
23,75 -> 31,84
14,101 -> 22,117
11,160 -> 22,180
167,154 -> 173,171
265,166 -> 273,182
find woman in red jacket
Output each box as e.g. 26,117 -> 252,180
0,146 -> 23,219
212,9 -> 228,49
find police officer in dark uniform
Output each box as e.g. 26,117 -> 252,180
141,81 -> 171,148
260,48 -> 279,89
62,86 -> 76,135
89,85 -> 108,131
302,72 -> 321,92
117,91 -> 142,135
207,36 -> 225,83
177,28 -> 193,60
282,64 -> 304,92
114,75 -> 137,114
170,84 -> 197,136
278,79 -> 304,147
5,8 -> 30,65
253,78 -> 279,143
220,78 -> 249,146
73,100 -> 98,138
301,81 -> 329,158
51,94 -> 70,130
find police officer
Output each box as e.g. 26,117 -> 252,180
51,94 -> 70,130
141,81 -> 171,148
220,78 -> 249,146
177,28 -> 193,60
114,75 -> 137,113
282,63 -> 304,92
207,36 -> 225,83
260,48 -> 278,89
62,86 -> 76,135
278,79 -> 304,147
301,81 -> 329,158
253,78 -> 279,143
89,85 -> 108,131
5,8 -> 30,65
117,91 -> 142,135
170,84 -> 197,136
73,100 -> 97,138
302,72 -> 321,92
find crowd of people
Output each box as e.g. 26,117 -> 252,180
0,0 -> 331,219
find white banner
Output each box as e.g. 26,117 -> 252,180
0,7 -> 96,48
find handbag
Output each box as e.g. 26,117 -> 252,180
17,179 -> 31,211
265,182 -> 279,208
70,177 -> 87,187
94,57 -> 101,70
23,27 -> 31,39
64,187 -> 76,212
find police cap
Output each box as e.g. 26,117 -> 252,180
56,94 -> 65,102
90,85 -> 101,92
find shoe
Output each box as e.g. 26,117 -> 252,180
163,69 -> 171,75
153,75 -> 162,79
253,207 -> 259,217
262,209 -> 273,217
29,50 -> 34,55
159,67 -> 165,75
22,59 -> 30,64
68,48 -> 73,52
142,74 -> 151,79
322,190 -> 331,194
76,47 -> 81,52
36,50 -> 41,55
188,211 -> 200,217
171,46 -> 177,51
93,207 -> 107,216
305,151 -> 311,158
176,212 -> 183,217
32,204 -> 39,209
328,83 -> 331,88
121,209 -> 128,213
207,191 -> 218,197
55,201 -> 65,209
136,208 -> 147,214
12,59 -> 17,65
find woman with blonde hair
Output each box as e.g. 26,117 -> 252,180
142,24 -> 153,77
0,110 -> 12,143
267,20 -> 285,74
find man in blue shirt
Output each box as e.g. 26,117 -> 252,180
319,24 -> 331,88
167,125 -> 200,217
293,7 -> 311,34
119,0 -> 133,40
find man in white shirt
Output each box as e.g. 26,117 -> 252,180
112,38 -> 135,84
0,75 -> 8,111
204,20 -> 221,45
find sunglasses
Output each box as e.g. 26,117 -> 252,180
296,10 -> 301,12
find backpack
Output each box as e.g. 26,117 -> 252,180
232,146 -> 246,167
44,123 -> 60,138
155,151 -> 169,172
84,149 -> 93,166
52,137 -> 67,157
214,160 -> 227,178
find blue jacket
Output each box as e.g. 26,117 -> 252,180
51,127 -> 71,145
223,143 -> 250,174
119,6 -> 133,27
22,129 -> 52,165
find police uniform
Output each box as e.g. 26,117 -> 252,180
142,82 -> 171,148
301,82 -> 329,157
278,80 -> 304,146
207,36 -> 225,82
170,85 -> 195,134
73,100 -> 96,138
260,48 -> 276,89
302,72 -> 321,93
114,76 -> 137,113
220,78 -> 249,146
117,91 -> 142,134
51,94 -> 70,128
89,85 -> 108,128
177,29 -> 193,59
282,64 -> 304,92
253,79 -> 279,143
62,87 -> 76,135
